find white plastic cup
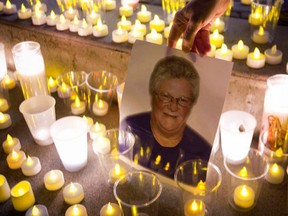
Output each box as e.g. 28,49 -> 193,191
19,95 -> 56,146
50,116 -> 87,172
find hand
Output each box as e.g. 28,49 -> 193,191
167,0 -> 230,54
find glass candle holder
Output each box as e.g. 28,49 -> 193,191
161,0 -> 185,24
86,70 -> 118,117
224,148 -> 268,212
174,159 -> 222,216
11,41 -> 49,99
93,128 -> 135,186
113,171 -> 162,216
116,82 -> 125,111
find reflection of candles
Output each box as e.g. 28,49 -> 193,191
265,163 -> 285,184
210,17 -> 225,33
2,74 -> 16,90
0,98 -> 9,112
18,4 -> 32,20
86,10 -> 100,25
164,22 -> 172,39
63,182 -> 84,205
89,122 -> 106,140
64,6 -> 78,20
248,12 -> 262,26
149,15 -> 165,32
2,134 -> 21,154
131,19 -> 146,35
56,14 -> 70,31
78,19 -> 92,37
71,95 -> 86,115
137,5 -> 151,23
264,45 -> 283,65
146,29 -> 163,45
44,169 -> 65,191
46,10 -> 58,26
206,44 -> 216,57
209,30 -> 224,48
0,174 -> 10,203
233,185 -> 255,209
69,16 -> 80,32
238,166 -> 248,178
105,0 -> 116,11
6,150 -> 26,169
25,204 -> 49,216
252,26 -> 269,44
3,0 -> 17,14
215,44 -> 233,61
93,136 -> 111,154
11,180 -> 35,212
93,18 -> 109,37
100,202 -> 122,216
65,204 -> 88,216
112,26 -> 128,43
232,40 -> 249,60
82,115 -> 93,132
246,48 -> 265,69
117,16 -> 132,31
128,28 -> 144,44
119,5 -> 133,17
0,112 -> 12,129
57,82 -> 71,98
184,199 -> 205,216
109,163 -> 127,184
21,156 -> 42,176
32,8 -> 46,26
48,76 -> 57,93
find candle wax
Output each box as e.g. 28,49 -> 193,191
117,16 -> 132,31
246,48 -> 265,69
63,182 -> 84,205
252,27 -> 269,44
2,134 -> 21,154
46,11 -> 59,26
146,29 -> 163,45
69,16 -> 80,32
137,5 -> 151,23
232,40 -> 249,60
131,20 -> 147,35
105,0 -> 116,11
64,7 -> 79,20
93,19 -> 109,37
56,15 -> 70,31
149,15 -> 165,32
93,136 -> 111,154
233,185 -> 255,209
265,163 -> 285,184
21,156 -> 42,176
0,174 -> 10,203
65,204 -> 88,216
32,12 -> 47,26
26,204 -> 49,216
209,30 -> 224,48
112,27 -> 128,43
215,44 -> 233,61
89,122 -> 106,140
93,99 -> 109,116
71,96 -> 86,115
184,199 -> 205,216
264,45 -> 283,65
44,169 -> 65,191
6,150 -> 26,169
119,5 -> 133,17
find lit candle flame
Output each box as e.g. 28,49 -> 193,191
240,185 -> 249,197
155,155 -> 161,165
68,6 -> 74,14
271,45 -> 277,54
21,4 -> 26,12
114,163 -> 121,175
0,112 -> 6,122
50,10 -> 56,19
153,14 -> 160,23
60,14 -> 66,24
97,18 -> 103,28
49,170 -> 57,180
106,203 -> 114,214
61,82 -> 69,92
26,156 -> 34,166
121,15 -> 127,23
6,0 -> 12,8
35,7 -> 42,18
117,26 -> 123,34
220,44 -> 228,55
258,26 -> 265,36
214,17 -> 220,26
253,48 -> 261,59
151,28 -> 157,37
212,29 -> 219,39
11,149 -> 19,160
271,163 -> 280,174
237,40 -> 244,50
239,166 -> 248,177
4,74 -> 12,85
81,18 -> 88,28
141,5 -> 147,12
74,95 -> 81,107
69,182 -> 77,194
73,16 -> 79,24
31,206 -> 40,215
72,205 -> 80,215
6,134 -> 13,145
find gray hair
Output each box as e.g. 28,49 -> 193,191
149,55 -> 200,104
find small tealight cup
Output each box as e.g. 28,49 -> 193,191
19,95 -> 56,146
0,174 -> 10,203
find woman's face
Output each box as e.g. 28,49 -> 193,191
151,78 -> 193,137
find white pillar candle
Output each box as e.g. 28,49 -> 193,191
100,202 -> 122,216
78,19 -> 92,37
246,48 -> 265,69
69,16 -> 80,32
105,0 -> 116,11
0,174 -> 10,203
131,19 -> 146,35
265,163 -> 285,184
32,9 -> 46,26
184,199 -> 205,216
93,136 -> 111,154
3,0 -> 17,14
0,112 -> 12,129
21,156 -> 42,176
86,10 -> 100,25
46,10 -> 58,26
149,15 -> 165,32
0,98 -> 9,112
71,95 -> 86,115
215,44 -> 233,61
206,44 -> 216,57
63,182 -> 84,205
117,16 -> 132,31
112,27 -> 128,43
137,5 -> 151,23
44,169 -> 65,191
25,204 -> 49,216
56,14 -> 70,31
252,26 -> 269,44
233,185 -> 255,209
57,82 -> 71,98
82,115 -> 93,132
109,163 -> 127,185
2,74 -> 16,90
6,150 -> 26,169
264,45 -> 283,65
119,5 -> 133,17
89,122 -> 106,140
146,29 -> 163,45
164,23 -> 172,39
48,76 -> 57,93
232,40 -> 249,60
11,180 -> 35,212
18,4 -> 32,20
210,29 -> 224,48
64,7 -> 78,20
65,204 -> 87,216
128,28 -> 144,44
210,17 -> 225,33
93,99 -> 109,116
2,134 -> 21,154
93,18 -> 109,37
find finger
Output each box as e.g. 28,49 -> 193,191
182,20 -> 199,53
195,30 -> 211,55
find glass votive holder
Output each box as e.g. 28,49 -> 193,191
161,0 -> 186,24
219,110 -> 257,164
174,159 -> 222,216
93,128 -> 135,186
224,148 -> 268,212
116,82 -> 125,111
50,116 -> 88,172
56,71 -> 87,115
86,70 -> 118,117
113,171 -> 162,216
